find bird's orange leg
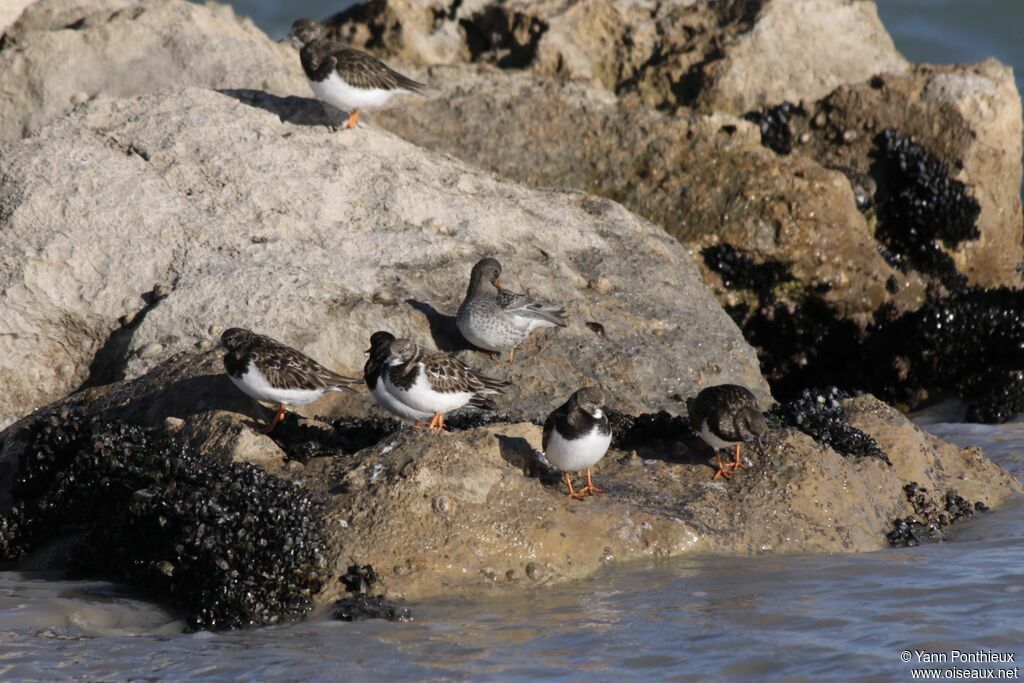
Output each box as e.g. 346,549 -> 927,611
259,403 -> 287,434
427,412 -> 446,432
506,347 -> 517,364
732,444 -> 749,471
564,472 -> 585,500
346,109 -> 361,129
578,469 -> 604,496
712,451 -> 734,480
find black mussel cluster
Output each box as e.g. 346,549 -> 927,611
872,128 -> 980,289
769,387 -> 890,464
701,123 -> 1024,423
0,411 -> 327,631
332,564 -> 412,622
743,101 -> 804,155
887,482 -> 987,547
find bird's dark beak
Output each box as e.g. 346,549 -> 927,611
364,347 -> 371,355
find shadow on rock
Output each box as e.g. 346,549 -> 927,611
405,298 -> 474,353
217,89 -> 343,128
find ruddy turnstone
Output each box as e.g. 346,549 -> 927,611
221,327 -> 360,433
288,18 -> 424,130
542,387 -> 612,500
382,338 -> 510,432
456,258 -> 568,363
364,330 -> 432,425
687,384 -> 768,480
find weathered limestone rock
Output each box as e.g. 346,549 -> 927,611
0,86 -> 765,426
0,0 -> 34,33
0,0 -> 305,139
327,0 -> 908,112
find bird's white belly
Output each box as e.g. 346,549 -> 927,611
699,420 -> 739,450
230,365 -> 323,406
544,426 -> 611,472
457,321 -> 507,352
385,369 -> 472,414
371,379 -> 432,421
309,72 -> 399,111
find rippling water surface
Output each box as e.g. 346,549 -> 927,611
4,1 -> 1024,680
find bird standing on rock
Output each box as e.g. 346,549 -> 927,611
288,18 -> 424,130
364,330 -> 432,425
382,338 -> 510,432
456,258 -> 568,363
542,387 -> 612,500
221,327 -> 360,433
687,384 -> 768,480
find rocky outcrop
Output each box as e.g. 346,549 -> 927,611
2,351 -> 1018,606
327,0 -> 909,112
0,0 -> 305,139
375,67 -> 919,320
0,85 -> 765,426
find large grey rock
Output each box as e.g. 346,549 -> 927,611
0,0 -> 305,139
328,0 -> 909,112
0,86 -> 766,426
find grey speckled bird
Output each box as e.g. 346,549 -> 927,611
456,258 -> 568,363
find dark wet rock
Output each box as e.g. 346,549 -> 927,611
707,238 -> 1024,422
340,563 -> 380,595
0,411 -> 326,631
607,410 -> 693,451
333,595 -> 413,622
332,563 -> 412,621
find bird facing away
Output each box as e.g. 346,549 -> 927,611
687,384 -> 768,480
542,387 -> 612,500
288,18 -> 424,130
221,327 -> 359,433
364,330 -> 432,424
382,338 -> 511,432
456,257 -> 568,363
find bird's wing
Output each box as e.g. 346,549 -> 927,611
497,289 -> 568,327
334,47 -> 424,92
256,344 -> 359,390
422,352 -> 509,395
